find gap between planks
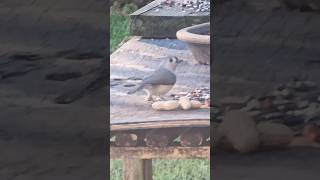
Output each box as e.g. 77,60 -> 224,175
111,119 -> 210,131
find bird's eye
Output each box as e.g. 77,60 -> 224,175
169,58 -> 173,63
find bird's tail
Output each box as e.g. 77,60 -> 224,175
127,84 -> 143,94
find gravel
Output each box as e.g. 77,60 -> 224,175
157,0 -> 211,13
213,79 -> 320,133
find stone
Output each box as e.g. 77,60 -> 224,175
220,96 -> 248,109
277,105 -> 286,111
219,110 -> 260,153
275,83 -> 285,91
284,116 -> 305,126
286,110 -> 304,116
257,122 -> 294,147
269,119 -> 285,124
280,88 -> 292,98
271,90 -> 281,97
248,110 -> 262,117
273,99 -> 291,105
304,103 -> 320,121
293,81 -> 303,89
286,103 -> 299,111
205,94 -> 210,100
286,81 -> 296,88
292,81 -> 317,91
303,81 -> 317,88
242,99 -> 261,111
296,100 -> 309,109
263,112 -> 284,119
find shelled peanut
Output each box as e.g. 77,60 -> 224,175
152,97 -> 205,111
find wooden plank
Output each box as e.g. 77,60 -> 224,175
123,159 -> 153,180
111,119 -> 210,131
110,37 -> 210,125
111,146 -> 210,159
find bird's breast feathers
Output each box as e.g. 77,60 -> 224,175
144,85 -> 174,96
143,67 -> 176,85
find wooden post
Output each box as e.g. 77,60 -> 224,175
123,159 -> 153,180
143,159 -> 153,180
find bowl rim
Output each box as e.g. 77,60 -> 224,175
176,22 -> 210,45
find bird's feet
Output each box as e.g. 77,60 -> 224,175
145,96 -> 154,103
155,96 -> 166,101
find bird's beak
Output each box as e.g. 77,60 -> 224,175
177,59 -> 183,63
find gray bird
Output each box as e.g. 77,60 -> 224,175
127,56 -> 183,102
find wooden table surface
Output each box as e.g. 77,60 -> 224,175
110,37 -> 210,129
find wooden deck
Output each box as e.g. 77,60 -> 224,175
110,36 -> 210,129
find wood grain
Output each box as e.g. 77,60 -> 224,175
111,119 -> 210,131
123,159 -> 153,180
111,146 -> 210,159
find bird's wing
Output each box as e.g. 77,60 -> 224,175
142,68 -> 176,85
127,84 -> 144,94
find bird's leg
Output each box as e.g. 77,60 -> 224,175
147,96 -> 154,102
159,96 -> 166,101
144,90 -> 154,102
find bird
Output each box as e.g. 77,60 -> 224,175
127,56 -> 183,102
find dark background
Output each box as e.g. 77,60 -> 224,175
213,0 -> 320,179
0,0 -> 108,179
